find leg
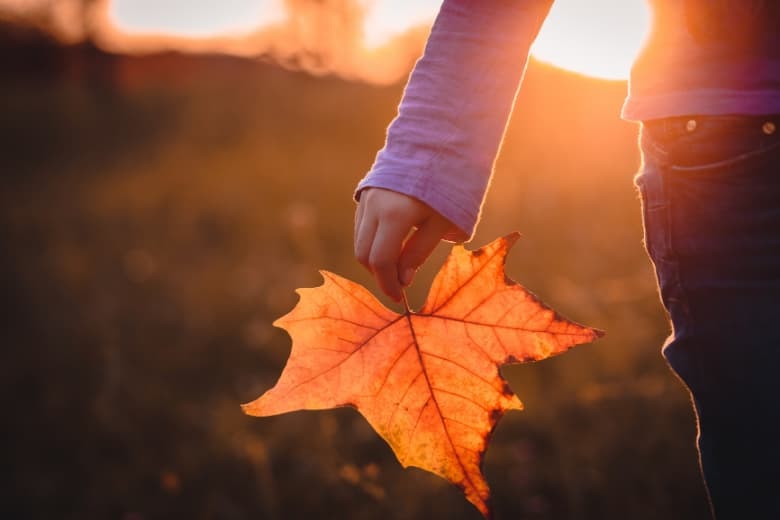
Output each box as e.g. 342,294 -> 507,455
637,115 -> 780,519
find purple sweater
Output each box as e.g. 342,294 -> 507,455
356,0 -> 780,239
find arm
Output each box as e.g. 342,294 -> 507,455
354,0 -> 554,301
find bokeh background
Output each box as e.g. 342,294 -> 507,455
2,1 -> 712,519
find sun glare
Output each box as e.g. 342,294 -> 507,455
531,0 -> 650,80
104,0 -> 649,80
363,1 -> 440,48
109,0 -> 285,38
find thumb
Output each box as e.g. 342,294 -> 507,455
397,218 -> 452,287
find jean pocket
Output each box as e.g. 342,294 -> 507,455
651,116 -> 780,172
636,164 -> 693,330
634,166 -> 670,264
662,142 -> 780,293
670,136 -> 780,174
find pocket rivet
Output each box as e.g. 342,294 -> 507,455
685,119 -> 697,132
762,121 -> 776,135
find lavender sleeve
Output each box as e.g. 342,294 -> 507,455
355,0 -> 553,240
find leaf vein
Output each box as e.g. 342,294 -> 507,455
463,324 -> 496,364
275,316 -> 404,398
431,386 -> 486,411
407,314 -> 481,499
460,289 -> 500,321
408,396 -> 431,448
429,245 -> 504,314
420,350 -> 496,390
284,315 -> 381,331
324,271 -> 390,322
418,314 -> 593,336
372,342 -> 415,397
385,370 -> 423,430
444,416 -> 484,433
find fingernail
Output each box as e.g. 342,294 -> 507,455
401,267 -> 415,287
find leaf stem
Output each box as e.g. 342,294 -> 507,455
401,290 -> 412,314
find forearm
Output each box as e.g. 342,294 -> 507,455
356,0 -> 554,239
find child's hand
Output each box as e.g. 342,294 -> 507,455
354,188 -> 464,302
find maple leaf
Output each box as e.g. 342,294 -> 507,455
242,233 -> 602,518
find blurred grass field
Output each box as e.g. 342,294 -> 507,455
1,38 -> 712,519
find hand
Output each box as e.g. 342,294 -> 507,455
354,188 -> 465,302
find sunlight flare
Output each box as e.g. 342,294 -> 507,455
531,0 -> 650,80
104,0 -> 650,80
109,0 -> 285,37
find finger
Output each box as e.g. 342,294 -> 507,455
354,210 -> 377,270
397,218 -> 451,287
369,219 -> 412,301
354,198 -> 365,240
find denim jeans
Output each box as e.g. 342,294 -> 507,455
635,115 -> 780,519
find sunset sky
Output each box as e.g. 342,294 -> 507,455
2,0 -> 651,80
108,0 -> 650,80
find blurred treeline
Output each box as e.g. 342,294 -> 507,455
1,21 -> 711,520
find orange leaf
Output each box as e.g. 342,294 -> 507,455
242,233 -> 602,517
